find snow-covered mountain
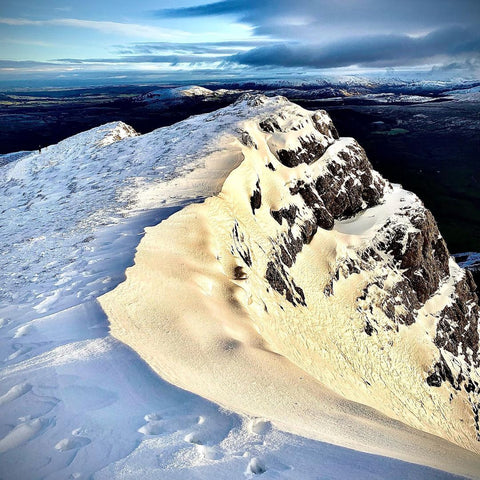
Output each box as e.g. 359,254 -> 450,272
101,93 -> 480,455
1,95 -> 480,479
134,85 -> 242,105
442,85 -> 480,102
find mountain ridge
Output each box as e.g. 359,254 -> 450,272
1,94 -> 479,478
99,94 -> 480,464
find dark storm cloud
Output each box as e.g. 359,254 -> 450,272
157,0 -> 480,39
232,26 -> 480,69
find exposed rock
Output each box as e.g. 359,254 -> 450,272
239,130 -> 258,149
270,205 -> 298,227
232,221 -> 252,267
259,117 -> 281,133
250,179 -> 262,214
265,261 -> 306,307
315,143 -> 386,219
426,359 -> 459,389
435,271 -> 479,367
312,111 -> 340,139
277,136 -> 327,167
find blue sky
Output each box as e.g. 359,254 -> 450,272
1,0 -> 479,85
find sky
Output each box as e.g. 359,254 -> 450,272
0,0 -> 479,86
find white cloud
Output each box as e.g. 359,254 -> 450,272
0,17 -> 190,40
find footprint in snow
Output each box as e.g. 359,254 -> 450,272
138,421 -> 163,436
184,431 -> 203,445
5,344 -> 32,362
0,383 -> 32,407
13,324 -> 35,338
248,419 -> 271,435
247,457 -> 267,475
55,435 -> 91,452
184,431 -> 224,460
0,417 -> 51,453
138,413 -> 163,436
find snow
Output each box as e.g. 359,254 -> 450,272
442,86 -> 480,102
1,95 -> 479,479
354,93 -> 437,104
0,150 -> 33,167
135,85 -> 242,105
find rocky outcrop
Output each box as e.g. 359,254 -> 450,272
435,271 -> 479,367
227,96 -> 480,450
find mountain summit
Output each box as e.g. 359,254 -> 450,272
100,94 -> 480,456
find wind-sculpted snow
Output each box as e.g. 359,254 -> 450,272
2,95 -> 480,479
0,98 -> 291,310
100,95 -> 480,467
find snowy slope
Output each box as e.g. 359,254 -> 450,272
443,86 -> 480,102
1,95 -> 480,479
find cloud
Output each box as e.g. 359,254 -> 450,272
232,26 -> 480,69
430,59 -> 480,75
0,17 -> 188,40
114,40 -> 274,56
157,0 -> 480,40
54,55 -> 222,65
1,37 -> 57,47
155,2 -> 480,72
0,59 -> 57,69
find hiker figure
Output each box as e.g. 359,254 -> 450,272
38,145 -> 42,153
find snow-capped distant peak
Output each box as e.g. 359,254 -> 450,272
135,85 -> 242,104
179,85 -> 214,97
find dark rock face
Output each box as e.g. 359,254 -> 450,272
266,162 -> 276,171
258,114 -> 388,306
265,219 -> 314,306
265,140 -> 386,305
259,117 -> 281,133
239,130 -> 257,149
353,204 -> 453,335
266,261 -> 306,307
258,110 -> 338,168
386,209 -> 450,304
289,182 -> 334,230
426,359 -> 460,389
270,205 -> 298,227
234,265 -> 248,280
312,111 -> 340,140
435,271 -> 479,367
314,143 -> 385,219
250,179 -> 262,214
277,136 -> 328,167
